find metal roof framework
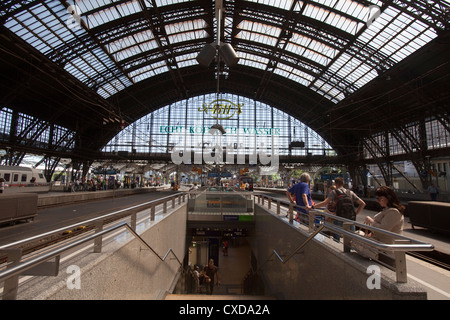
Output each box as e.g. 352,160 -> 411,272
0,0 -> 449,185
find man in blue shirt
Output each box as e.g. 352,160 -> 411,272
286,173 -> 312,223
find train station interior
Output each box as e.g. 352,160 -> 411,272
0,0 -> 449,305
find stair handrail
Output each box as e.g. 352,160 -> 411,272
241,224 -> 325,295
255,193 -> 435,283
272,224 -> 325,263
0,222 -> 182,299
0,192 -> 187,250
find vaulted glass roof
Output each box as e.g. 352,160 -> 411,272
2,0 -> 448,102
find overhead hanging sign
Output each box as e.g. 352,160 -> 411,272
198,99 -> 243,120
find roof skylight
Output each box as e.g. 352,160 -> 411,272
2,0 -> 445,102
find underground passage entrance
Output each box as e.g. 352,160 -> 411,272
172,225 -> 267,297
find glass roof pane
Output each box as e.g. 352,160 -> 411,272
176,53 -> 197,68
2,0 -> 445,104
238,52 -> 269,70
275,62 -> 313,86
246,0 -> 294,11
287,33 -> 338,63
156,0 -> 190,6
238,20 -> 281,39
303,2 -> 360,35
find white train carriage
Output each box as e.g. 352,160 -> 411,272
0,165 -> 50,193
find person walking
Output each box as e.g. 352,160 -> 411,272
286,173 -> 313,223
204,258 -> 220,295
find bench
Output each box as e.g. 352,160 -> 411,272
408,201 -> 450,233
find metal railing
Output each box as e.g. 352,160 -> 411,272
255,193 -> 435,283
273,225 -> 325,263
0,192 -> 187,300
241,223 -> 325,295
0,192 -> 187,251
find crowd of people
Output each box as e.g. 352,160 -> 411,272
191,259 -> 220,295
287,174 -> 407,259
65,177 -> 143,192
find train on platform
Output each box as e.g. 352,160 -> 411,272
0,165 -> 50,194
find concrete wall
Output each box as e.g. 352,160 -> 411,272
249,204 -> 427,300
17,204 -> 187,300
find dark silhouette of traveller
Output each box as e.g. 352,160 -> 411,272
204,258 -> 220,294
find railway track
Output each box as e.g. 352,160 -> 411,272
408,250 -> 450,271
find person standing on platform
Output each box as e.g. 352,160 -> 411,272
286,173 -> 313,223
204,258 -> 220,295
223,239 -> 229,256
313,177 -> 366,240
427,183 -> 439,201
0,178 -> 5,194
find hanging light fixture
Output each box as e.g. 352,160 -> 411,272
197,0 -> 239,136
196,0 -> 239,68
196,43 -> 216,67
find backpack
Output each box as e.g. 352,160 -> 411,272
335,188 -> 356,220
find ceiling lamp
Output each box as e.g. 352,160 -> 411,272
196,0 -> 239,68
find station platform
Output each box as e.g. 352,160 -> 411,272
1,188 -> 449,300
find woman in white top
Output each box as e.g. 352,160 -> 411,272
364,186 -> 405,244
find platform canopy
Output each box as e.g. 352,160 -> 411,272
0,0 -> 449,162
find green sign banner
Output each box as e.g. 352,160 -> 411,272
159,125 -> 281,135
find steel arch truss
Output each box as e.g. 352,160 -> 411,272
361,115 -> 450,189
3,0 -> 446,102
0,0 -> 448,176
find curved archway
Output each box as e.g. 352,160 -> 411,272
103,93 -> 336,159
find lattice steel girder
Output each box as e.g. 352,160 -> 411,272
9,114 -> 75,153
391,0 -> 450,31
352,0 -> 449,31
391,125 -> 424,153
365,135 -> 389,159
0,0 -> 42,24
362,140 -> 394,185
234,1 -> 397,71
0,27 -> 122,124
42,0 -> 395,83
236,41 -> 359,94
